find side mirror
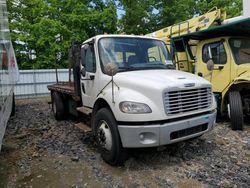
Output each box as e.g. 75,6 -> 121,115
80,67 -> 86,77
206,59 -> 214,71
104,63 -> 118,76
83,44 -> 89,50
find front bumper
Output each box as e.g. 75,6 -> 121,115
118,110 -> 217,148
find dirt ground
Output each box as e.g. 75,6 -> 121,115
0,98 -> 249,188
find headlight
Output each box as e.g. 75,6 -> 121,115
119,101 -> 152,114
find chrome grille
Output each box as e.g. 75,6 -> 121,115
164,87 -> 212,115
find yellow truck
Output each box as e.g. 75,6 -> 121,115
147,3 -> 250,130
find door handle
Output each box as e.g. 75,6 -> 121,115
80,74 -> 95,80
214,66 -> 224,70
198,72 -> 203,77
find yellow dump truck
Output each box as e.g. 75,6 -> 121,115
147,4 -> 250,130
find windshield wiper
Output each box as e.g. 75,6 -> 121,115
144,64 -> 175,70
118,67 -> 141,72
140,66 -> 166,70
117,64 -> 175,72
165,64 -> 175,69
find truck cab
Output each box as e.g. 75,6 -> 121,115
48,35 -> 217,165
168,17 -> 250,130
147,5 -> 250,130
197,36 -> 250,130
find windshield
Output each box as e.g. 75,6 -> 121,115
98,37 -> 173,73
229,38 -> 250,65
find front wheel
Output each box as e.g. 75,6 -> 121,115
228,91 -> 244,130
94,108 -> 128,166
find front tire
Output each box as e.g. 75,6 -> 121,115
94,108 -> 128,166
228,91 -> 244,130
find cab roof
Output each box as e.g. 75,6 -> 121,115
83,34 -> 162,44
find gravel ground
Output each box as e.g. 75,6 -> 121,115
0,98 -> 249,188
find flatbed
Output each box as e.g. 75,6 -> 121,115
47,82 -> 81,101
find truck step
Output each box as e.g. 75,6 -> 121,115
76,106 -> 93,115
75,122 -> 92,133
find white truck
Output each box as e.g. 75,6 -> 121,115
0,0 -> 19,150
48,35 -> 217,165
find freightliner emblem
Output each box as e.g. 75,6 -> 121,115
184,83 -> 195,87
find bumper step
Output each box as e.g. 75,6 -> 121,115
76,106 -> 93,115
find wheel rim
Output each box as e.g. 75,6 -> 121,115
52,99 -> 57,115
97,120 -> 112,151
227,103 -> 231,119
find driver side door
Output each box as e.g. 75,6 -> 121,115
80,44 -> 98,107
197,40 -> 231,93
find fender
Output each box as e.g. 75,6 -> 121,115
233,71 -> 250,84
220,72 -> 250,114
94,86 -> 166,122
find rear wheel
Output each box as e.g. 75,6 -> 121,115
228,91 -> 244,130
52,92 -> 67,120
94,108 -> 129,166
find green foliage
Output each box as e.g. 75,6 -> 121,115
7,0 -> 117,69
118,0 -> 242,34
155,0 -> 196,30
118,0 -> 157,34
195,0 -> 242,18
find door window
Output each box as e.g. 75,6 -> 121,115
229,38 -> 250,65
202,42 -> 227,64
84,46 -> 96,73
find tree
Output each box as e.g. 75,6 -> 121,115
118,0 -> 158,34
195,0 -> 242,18
155,0 -> 242,30
155,0 -> 196,30
118,0 -> 242,34
7,0 -> 117,69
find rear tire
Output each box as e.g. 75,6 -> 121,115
52,92 -> 67,120
228,91 -> 244,130
94,108 -> 129,166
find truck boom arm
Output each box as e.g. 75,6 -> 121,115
147,8 -> 226,43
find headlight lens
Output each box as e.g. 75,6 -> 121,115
119,101 -> 152,114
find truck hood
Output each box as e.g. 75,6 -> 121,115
114,69 -> 210,90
